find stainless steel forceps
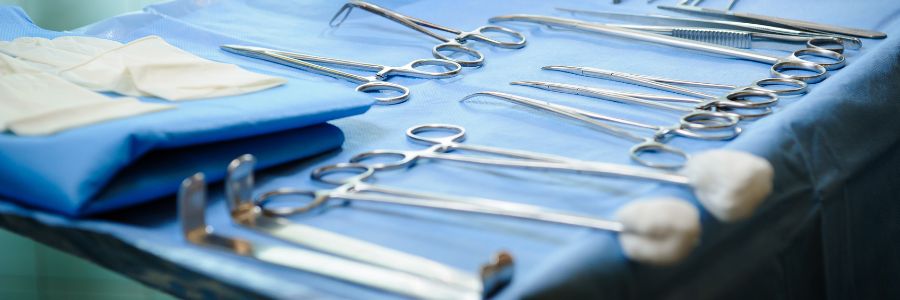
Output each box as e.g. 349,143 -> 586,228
253,162 -> 629,232
460,92 -> 737,168
221,44 -> 461,104
657,5 -> 887,39
349,124 -> 697,180
179,172 -> 508,299
556,8 -> 862,54
225,154 -> 503,296
330,0 -> 526,67
518,65 -> 804,119
489,15 -> 845,83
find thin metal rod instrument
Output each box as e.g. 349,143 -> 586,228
329,0 -> 526,67
221,44 -> 461,104
489,14 -> 845,83
556,8 -> 861,53
225,155 -> 507,295
178,173 -> 496,299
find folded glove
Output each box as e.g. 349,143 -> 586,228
0,35 -> 286,101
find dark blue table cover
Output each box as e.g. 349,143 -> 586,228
1,0 -> 899,299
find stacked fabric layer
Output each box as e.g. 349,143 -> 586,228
0,6 -> 373,216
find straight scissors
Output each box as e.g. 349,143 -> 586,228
556,8 -> 862,53
460,92 -> 736,168
489,15 -> 845,83
330,0 -> 526,67
221,44 -> 461,104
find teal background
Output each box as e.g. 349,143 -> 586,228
0,0 -> 165,30
0,2 -> 174,298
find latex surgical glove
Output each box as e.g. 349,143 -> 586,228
0,54 -> 173,136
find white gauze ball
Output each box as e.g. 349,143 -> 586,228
682,150 -> 774,222
615,198 -> 700,266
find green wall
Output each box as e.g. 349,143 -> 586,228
0,1 -> 174,297
0,0 -> 165,30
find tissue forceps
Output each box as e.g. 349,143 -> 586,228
221,44 -> 461,104
349,124 -> 695,182
254,163 -> 628,232
460,92 -> 734,168
657,5 -> 887,39
330,0 -> 526,67
489,15 -> 845,83
225,154 -> 498,295
556,8 -> 862,54
178,173 -> 496,299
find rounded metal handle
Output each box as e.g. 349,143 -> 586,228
806,37 -> 845,54
256,189 -> 329,217
406,123 -> 467,145
630,142 -> 689,169
433,42 -> 484,67
356,81 -> 410,105
464,25 -> 528,49
680,110 -> 741,130
349,150 -> 418,171
722,89 -> 779,108
789,48 -> 846,71
311,163 -> 376,185
749,78 -> 808,96
402,58 -> 462,79
770,60 -> 827,83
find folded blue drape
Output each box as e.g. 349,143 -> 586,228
0,6 -> 373,216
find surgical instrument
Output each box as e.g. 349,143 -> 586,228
556,8 -> 861,53
657,5 -> 887,39
461,92 -> 734,168
489,15 -> 844,83
512,79 -> 771,120
257,163 -> 626,231
543,65 -> 807,96
221,44 -> 461,104
257,161 -> 703,265
348,123 -> 772,221
225,154 -> 506,295
678,0 -> 738,11
330,0 -> 526,67
523,66 -> 792,119
178,173 -> 500,299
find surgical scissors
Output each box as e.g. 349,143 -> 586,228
556,8 -> 862,53
221,44 -> 461,104
489,15 -> 845,83
518,66 -> 798,119
460,92 -> 734,168
255,163 -> 628,231
330,0 -> 526,67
